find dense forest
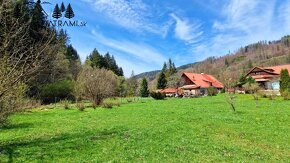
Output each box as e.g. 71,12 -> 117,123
137,36 -> 290,89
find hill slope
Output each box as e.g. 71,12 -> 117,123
137,35 -> 290,87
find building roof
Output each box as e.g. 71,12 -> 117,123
264,64 -> 290,74
180,84 -> 200,89
160,88 -> 177,93
182,72 -> 224,88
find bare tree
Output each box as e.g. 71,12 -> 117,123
0,0 -> 57,126
75,67 -> 118,105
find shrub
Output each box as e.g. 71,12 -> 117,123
127,99 -> 133,103
39,80 -> 75,104
76,102 -> 85,111
281,91 -> 290,100
75,67 -> 118,106
150,92 -> 166,100
207,87 -> 218,96
60,100 -> 71,109
102,102 -> 113,109
268,94 -> 276,100
243,83 -> 260,94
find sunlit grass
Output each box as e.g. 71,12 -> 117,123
0,94 -> 289,162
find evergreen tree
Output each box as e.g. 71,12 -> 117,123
162,62 -> 167,72
171,62 -> 177,74
140,78 -> 149,97
65,3 -> 74,19
280,69 -> 290,93
118,67 -> 124,76
60,2 -> 66,12
66,45 -> 79,61
52,4 -> 62,19
157,71 -> 167,89
31,0 -> 46,29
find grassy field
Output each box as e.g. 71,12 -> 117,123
0,95 -> 289,162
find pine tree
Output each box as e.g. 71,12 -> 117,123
52,4 -> 62,19
31,0 -> 46,28
157,71 -> 167,89
66,44 -> 79,61
162,62 -> 167,72
118,67 -> 124,76
65,3 -> 74,19
60,2 -> 66,12
140,78 -> 149,97
280,69 -> 290,93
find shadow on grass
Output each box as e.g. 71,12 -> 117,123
0,127 -> 129,162
0,122 -> 34,130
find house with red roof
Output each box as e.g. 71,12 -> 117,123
245,64 -> 290,90
179,72 -> 224,96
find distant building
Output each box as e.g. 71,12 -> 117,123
159,88 -> 178,97
179,72 -> 224,96
245,64 -> 290,90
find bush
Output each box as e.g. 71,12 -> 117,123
39,80 -> 75,104
75,67 -> 118,106
150,92 -> 166,100
281,91 -> 290,100
60,100 -> 71,109
102,102 -> 113,109
76,102 -> 85,111
207,87 -> 218,96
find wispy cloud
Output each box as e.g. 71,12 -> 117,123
192,0 -> 288,60
91,30 -> 166,65
170,13 -> 203,44
83,0 -> 169,36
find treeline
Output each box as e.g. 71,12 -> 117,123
86,49 -> 123,76
0,0 -> 128,126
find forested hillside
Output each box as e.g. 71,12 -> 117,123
137,36 -> 290,89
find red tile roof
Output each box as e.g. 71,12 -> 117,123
264,64 -> 290,74
160,88 -> 177,93
182,72 -> 224,88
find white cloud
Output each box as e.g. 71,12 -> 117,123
91,30 -> 166,66
170,13 -> 203,44
192,0 -> 290,60
83,0 -> 169,36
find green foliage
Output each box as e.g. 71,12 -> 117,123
125,71 -> 138,97
140,78 -> 149,97
86,49 -> 123,76
157,72 -> 167,89
280,69 -> 290,94
207,87 -> 218,96
39,80 -> 75,104
150,92 -> 166,100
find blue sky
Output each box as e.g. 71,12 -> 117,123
43,0 -> 290,76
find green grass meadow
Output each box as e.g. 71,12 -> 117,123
0,95 -> 289,162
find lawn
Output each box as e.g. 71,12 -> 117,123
0,95 -> 289,162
